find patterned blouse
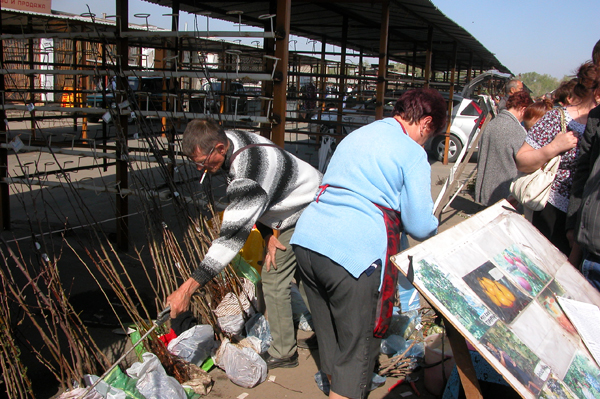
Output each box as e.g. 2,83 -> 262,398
525,107 -> 586,212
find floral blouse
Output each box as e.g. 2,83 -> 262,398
525,107 -> 586,212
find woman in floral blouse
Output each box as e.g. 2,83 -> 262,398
516,61 -> 598,256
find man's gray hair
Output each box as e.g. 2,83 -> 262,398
506,79 -> 521,94
181,118 -> 227,157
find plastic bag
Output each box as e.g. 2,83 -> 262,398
215,278 -> 257,336
215,338 -> 267,388
217,313 -> 246,337
380,334 -> 407,355
291,283 -> 313,331
314,370 -> 331,395
238,336 -> 262,354
126,352 -> 187,399
231,254 -> 261,285
370,373 -> 387,391
405,340 -> 425,358
238,228 -> 264,272
245,313 -> 272,354
397,273 -> 421,312
82,375 -> 126,399
82,366 -> 144,399
387,309 -> 422,340
168,324 -> 215,366
56,388 -> 104,399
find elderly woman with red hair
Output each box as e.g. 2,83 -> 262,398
291,88 -> 445,399
475,91 -> 534,207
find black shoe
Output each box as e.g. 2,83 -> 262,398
297,334 -> 318,349
263,352 -> 299,369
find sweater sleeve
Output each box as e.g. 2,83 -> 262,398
191,177 -> 269,286
399,154 -> 438,240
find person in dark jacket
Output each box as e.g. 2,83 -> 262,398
566,39 -> 600,288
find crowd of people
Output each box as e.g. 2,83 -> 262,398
161,39 -> 600,399
476,39 -> 600,290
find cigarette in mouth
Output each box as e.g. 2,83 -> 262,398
200,170 -> 207,184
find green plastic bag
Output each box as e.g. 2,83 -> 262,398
128,328 -> 147,361
231,254 -> 261,285
103,366 -> 145,399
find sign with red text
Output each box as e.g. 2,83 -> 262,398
2,0 -> 51,14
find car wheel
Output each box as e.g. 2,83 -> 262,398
432,135 -> 463,163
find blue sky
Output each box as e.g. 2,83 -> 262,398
51,0 -> 599,79
433,0 -> 599,79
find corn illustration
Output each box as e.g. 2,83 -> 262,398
478,276 -> 516,308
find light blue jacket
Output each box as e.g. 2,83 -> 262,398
291,117 -> 438,279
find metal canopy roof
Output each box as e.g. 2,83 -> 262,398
142,0 -> 512,75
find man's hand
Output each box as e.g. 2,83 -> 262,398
263,234 -> 286,272
166,278 -> 201,318
567,229 -> 583,269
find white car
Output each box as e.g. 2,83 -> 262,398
310,94 -> 484,162
426,95 -> 485,162
310,96 -> 395,136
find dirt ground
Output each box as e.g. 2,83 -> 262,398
1,118 -> 482,399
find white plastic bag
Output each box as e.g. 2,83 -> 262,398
56,387 -> 104,399
238,336 -> 263,354
215,338 -> 267,388
291,283 -> 313,331
245,313 -> 272,354
217,313 -> 247,336
126,352 -> 187,399
215,278 -> 257,335
168,324 -> 215,366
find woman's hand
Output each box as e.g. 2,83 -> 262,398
549,130 -> 578,154
516,131 -> 578,173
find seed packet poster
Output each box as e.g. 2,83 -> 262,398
463,261 -> 531,324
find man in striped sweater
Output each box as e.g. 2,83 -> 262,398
167,118 -> 322,368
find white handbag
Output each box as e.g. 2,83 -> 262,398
510,155 -> 561,211
509,109 -> 565,211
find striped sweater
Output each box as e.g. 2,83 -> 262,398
191,130 -> 322,286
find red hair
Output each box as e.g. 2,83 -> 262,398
506,91 -> 533,110
392,88 -> 448,136
523,99 -> 553,131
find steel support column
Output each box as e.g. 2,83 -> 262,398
336,16 -> 348,133
0,10 -> 10,230
443,42 -> 458,165
375,0 -> 390,121
260,0 -> 277,139
28,17 -> 36,137
423,25 -> 433,89
271,0 -> 291,147
115,0 -> 129,251
317,35 -> 327,123
466,52 -> 473,84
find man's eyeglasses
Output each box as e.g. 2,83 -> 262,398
192,146 -> 215,170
